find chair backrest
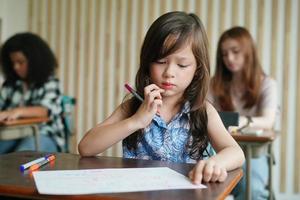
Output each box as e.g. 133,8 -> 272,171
218,111 -> 239,130
61,95 -> 76,152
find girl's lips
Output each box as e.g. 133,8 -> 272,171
162,83 -> 175,89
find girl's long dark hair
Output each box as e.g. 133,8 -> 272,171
123,11 -> 211,160
211,27 -> 264,110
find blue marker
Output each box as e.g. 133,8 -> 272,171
20,154 -> 52,171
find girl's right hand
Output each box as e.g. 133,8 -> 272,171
132,84 -> 164,129
188,159 -> 228,184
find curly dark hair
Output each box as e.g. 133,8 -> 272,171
0,32 -> 57,87
123,11 -> 211,160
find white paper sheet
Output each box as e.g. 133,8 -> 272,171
33,167 -> 206,195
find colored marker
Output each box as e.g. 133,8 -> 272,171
29,155 -> 56,171
124,83 -> 144,102
20,154 -> 53,171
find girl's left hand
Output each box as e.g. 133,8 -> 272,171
188,159 -> 227,184
0,109 -> 22,121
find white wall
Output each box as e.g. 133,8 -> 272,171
0,0 -> 29,84
0,0 -> 299,198
0,0 -> 29,42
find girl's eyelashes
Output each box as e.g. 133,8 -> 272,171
18,61 -> 26,65
154,60 -> 190,68
155,60 -> 167,64
222,48 -> 240,56
178,64 -> 189,68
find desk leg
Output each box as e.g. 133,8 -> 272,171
246,145 -> 252,200
268,143 -> 273,200
32,125 -> 40,151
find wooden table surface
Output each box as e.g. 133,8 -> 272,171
0,151 -> 243,200
0,117 -> 49,127
232,130 -> 276,143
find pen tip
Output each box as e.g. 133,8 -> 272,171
124,83 -> 133,92
20,166 -> 25,171
45,154 -> 53,159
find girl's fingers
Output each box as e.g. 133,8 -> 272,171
144,85 -> 159,97
144,84 -> 161,94
151,99 -> 163,112
146,92 -> 160,107
191,159 -> 227,183
145,90 -> 163,112
147,90 -> 162,100
210,165 -> 221,182
0,112 -> 9,121
188,169 -> 194,180
144,84 -> 164,98
218,168 -> 228,182
156,89 -> 165,97
202,162 -> 215,182
192,160 -> 205,184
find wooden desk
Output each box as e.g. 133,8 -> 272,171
232,130 -> 276,200
0,151 -> 243,200
0,117 -> 49,151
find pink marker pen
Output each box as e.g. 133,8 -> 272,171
124,83 -> 144,102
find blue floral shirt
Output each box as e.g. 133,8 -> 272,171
123,102 -> 214,163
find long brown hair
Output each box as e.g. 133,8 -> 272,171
123,11 -> 211,160
211,26 -> 264,110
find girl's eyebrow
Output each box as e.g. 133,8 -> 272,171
222,46 -> 240,52
231,46 -> 240,50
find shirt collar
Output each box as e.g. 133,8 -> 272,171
16,79 -> 23,86
181,101 -> 191,114
151,101 -> 191,128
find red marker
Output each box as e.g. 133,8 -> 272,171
124,83 -> 144,102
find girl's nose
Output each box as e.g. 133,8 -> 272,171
163,64 -> 175,78
13,63 -> 20,70
227,52 -> 234,62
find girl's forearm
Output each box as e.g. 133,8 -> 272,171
250,116 -> 275,129
13,106 -> 48,118
78,117 -> 140,156
239,115 -> 275,130
210,145 -> 245,171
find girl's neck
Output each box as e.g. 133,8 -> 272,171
231,71 -> 245,95
159,96 -> 183,124
22,82 -> 29,91
231,71 -> 243,84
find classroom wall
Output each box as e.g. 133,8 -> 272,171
0,0 -> 299,198
0,0 -> 28,42
0,0 -> 28,84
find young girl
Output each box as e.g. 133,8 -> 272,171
209,27 -> 278,199
0,32 -> 65,153
79,11 -> 244,184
